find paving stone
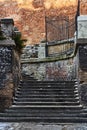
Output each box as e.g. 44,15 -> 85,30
1,123 -> 87,130
66,125 -> 87,130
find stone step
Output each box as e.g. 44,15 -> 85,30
10,104 -> 82,109
1,115 -> 87,123
15,94 -> 79,98
13,101 -> 80,105
1,111 -> 87,118
20,81 -> 76,85
14,96 -> 79,102
15,91 -> 78,96
20,83 -> 76,87
5,107 -> 84,113
16,90 -> 77,96
18,86 -> 76,90
20,81 -> 76,84
16,88 -> 77,92
18,84 -> 76,88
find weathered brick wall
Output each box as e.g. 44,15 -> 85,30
0,0 -> 86,44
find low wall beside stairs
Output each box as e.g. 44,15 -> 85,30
21,54 -> 79,81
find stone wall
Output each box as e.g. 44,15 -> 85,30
0,40 -> 20,111
21,54 -> 78,81
13,50 -> 21,88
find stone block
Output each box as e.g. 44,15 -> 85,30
78,15 -> 87,39
0,18 -> 14,39
38,43 -> 46,58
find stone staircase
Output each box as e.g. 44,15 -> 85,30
0,76 -> 87,123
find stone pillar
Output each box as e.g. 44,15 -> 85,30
0,40 -> 16,111
0,18 -> 14,39
38,43 -> 46,58
0,40 -> 15,88
77,15 -> 87,41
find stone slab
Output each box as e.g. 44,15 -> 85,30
77,15 -> 87,39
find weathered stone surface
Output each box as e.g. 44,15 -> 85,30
21,54 -> 78,81
1,18 -> 14,39
0,123 -> 87,130
80,84 -> 87,106
0,40 -> 20,111
78,15 -> 87,39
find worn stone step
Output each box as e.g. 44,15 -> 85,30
20,82 -> 76,85
20,81 -> 76,85
21,83 -> 78,86
1,116 -> 87,123
20,84 -> 76,88
18,86 -> 76,91
5,107 -> 84,114
15,94 -> 79,98
16,88 -> 76,93
1,112 -> 87,118
16,91 -> 77,96
14,95 -> 79,100
18,84 -> 77,87
15,91 -> 78,97
15,93 -> 79,98
14,100 -> 80,105
18,85 -> 76,89
6,105 -> 82,114
14,96 -> 79,101
10,104 -> 82,109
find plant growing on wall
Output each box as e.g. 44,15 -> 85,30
13,33 -> 27,54
0,28 -> 6,40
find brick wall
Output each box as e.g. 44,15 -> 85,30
0,0 -> 86,44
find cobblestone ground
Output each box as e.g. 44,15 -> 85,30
0,123 -> 87,130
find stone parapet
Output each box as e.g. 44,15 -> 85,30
21,53 -> 78,81
77,15 -> 87,44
